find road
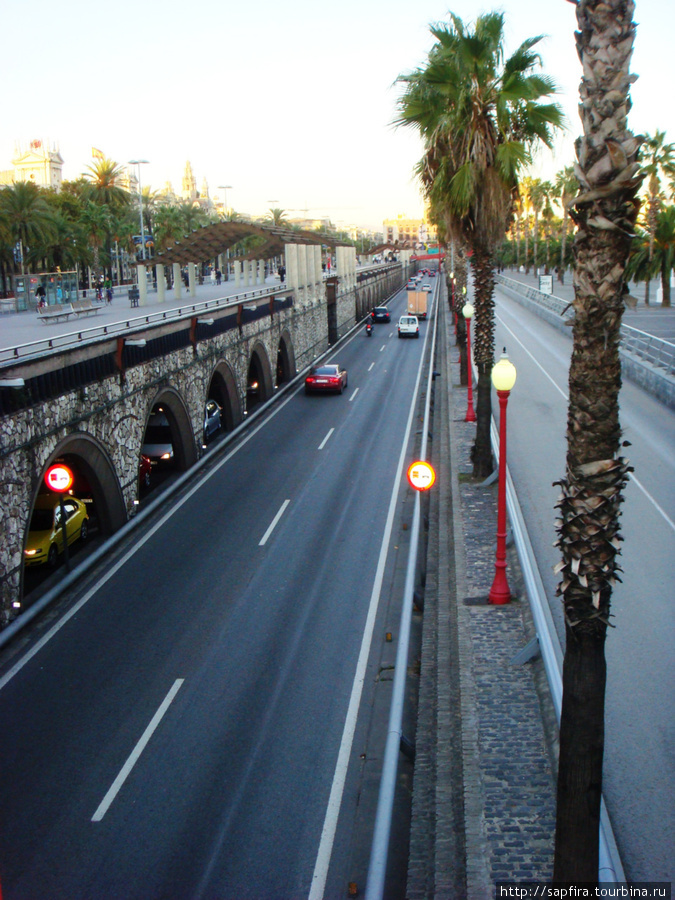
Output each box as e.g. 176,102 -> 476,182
494,285 -> 675,882
0,287 -> 433,899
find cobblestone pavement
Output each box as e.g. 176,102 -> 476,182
407,284 -> 558,898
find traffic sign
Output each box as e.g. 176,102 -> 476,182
45,464 -> 74,493
407,460 -> 436,491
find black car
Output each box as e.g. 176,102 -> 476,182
373,307 -> 391,323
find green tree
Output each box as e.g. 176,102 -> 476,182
554,165 -> 578,281
0,181 -> 56,273
639,130 -> 675,304
79,201 -> 112,279
553,0 -> 643,881
84,158 -> 130,212
266,207 -> 288,226
626,205 -> 675,307
396,10 -> 563,475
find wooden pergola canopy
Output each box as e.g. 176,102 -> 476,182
150,221 -> 352,266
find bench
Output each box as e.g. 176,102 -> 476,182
37,303 -> 74,323
72,298 -> 103,317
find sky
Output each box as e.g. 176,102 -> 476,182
1,0 -> 673,232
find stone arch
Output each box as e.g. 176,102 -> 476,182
144,388 -> 198,472
21,433 -> 127,598
276,330 -> 296,387
207,359 -> 242,432
246,341 -> 273,413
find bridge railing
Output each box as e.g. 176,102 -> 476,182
0,284 -> 291,366
496,274 -> 675,376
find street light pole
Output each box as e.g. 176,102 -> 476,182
488,349 -> 517,605
128,159 -> 149,261
218,185 -> 233,216
462,302 -> 477,422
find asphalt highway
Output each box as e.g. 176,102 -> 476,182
494,286 -> 675,883
0,287 -> 433,899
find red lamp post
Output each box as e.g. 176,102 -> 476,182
462,302 -> 476,423
488,350 -> 517,605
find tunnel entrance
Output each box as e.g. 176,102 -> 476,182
21,435 -> 126,609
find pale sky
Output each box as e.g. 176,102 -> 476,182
1,0 -> 672,232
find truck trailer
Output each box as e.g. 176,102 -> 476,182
407,291 -> 428,319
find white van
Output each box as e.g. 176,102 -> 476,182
398,315 -> 420,339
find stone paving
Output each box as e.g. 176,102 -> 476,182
407,283 -> 558,898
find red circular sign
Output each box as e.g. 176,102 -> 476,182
407,460 -> 436,491
45,464 -> 74,493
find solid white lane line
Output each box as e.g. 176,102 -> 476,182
91,678 -> 184,822
308,313 -> 430,900
498,312 -> 675,533
259,499 -> 290,546
368,363 -> 375,372
318,428 -> 334,451
349,388 -> 359,402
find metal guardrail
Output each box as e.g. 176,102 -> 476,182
497,275 -> 675,376
366,283 -> 440,900
0,285 -> 289,366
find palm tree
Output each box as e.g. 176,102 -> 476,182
266,208 -> 288,226
626,205 -> 675,307
0,181 -> 56,273
84,158 -> 130,212
396,10 -> 563,476
639,130 -> 675,304
553,0 -> 643,881
79,201 -> 112,279
555,165 -> 578,282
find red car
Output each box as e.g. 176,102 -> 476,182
305,363 -> 349,395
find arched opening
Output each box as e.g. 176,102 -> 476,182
141,389 -> 197,493
22,434 -> 126,603
205,360 -> 243,443
246,342 -> 273,414
276,331 -> 296,387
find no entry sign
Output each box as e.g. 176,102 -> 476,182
45,464 -> 74,493
407,460 -> 436,492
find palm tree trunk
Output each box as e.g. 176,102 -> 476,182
662,262 -> 672,307
554,0 -> 642,880
469,247 -> 495,477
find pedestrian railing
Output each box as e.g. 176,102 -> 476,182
0,285 -> 290,365
497,274 -> 675,376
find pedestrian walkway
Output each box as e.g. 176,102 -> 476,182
407,284 -> 558,897
0,276 -> 285,355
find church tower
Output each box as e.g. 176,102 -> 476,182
181,161 -> 197,202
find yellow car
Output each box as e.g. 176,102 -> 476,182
24,494 -> 89,567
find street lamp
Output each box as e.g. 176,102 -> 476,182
488,349 -> 517,605
128,160 -> 149,261
462,302 -> 477,422
218,185 -> 233,215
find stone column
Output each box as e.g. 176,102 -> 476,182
313,245 -> 322,291
234,260 -> 241,287
258,260 -> 265,284
137,264 -> 148,307
297,244 -> 308,304
188,262 -> 196,297
284,244 -> 299,292
156,265 -> 165,304
173,263 -> 182,299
